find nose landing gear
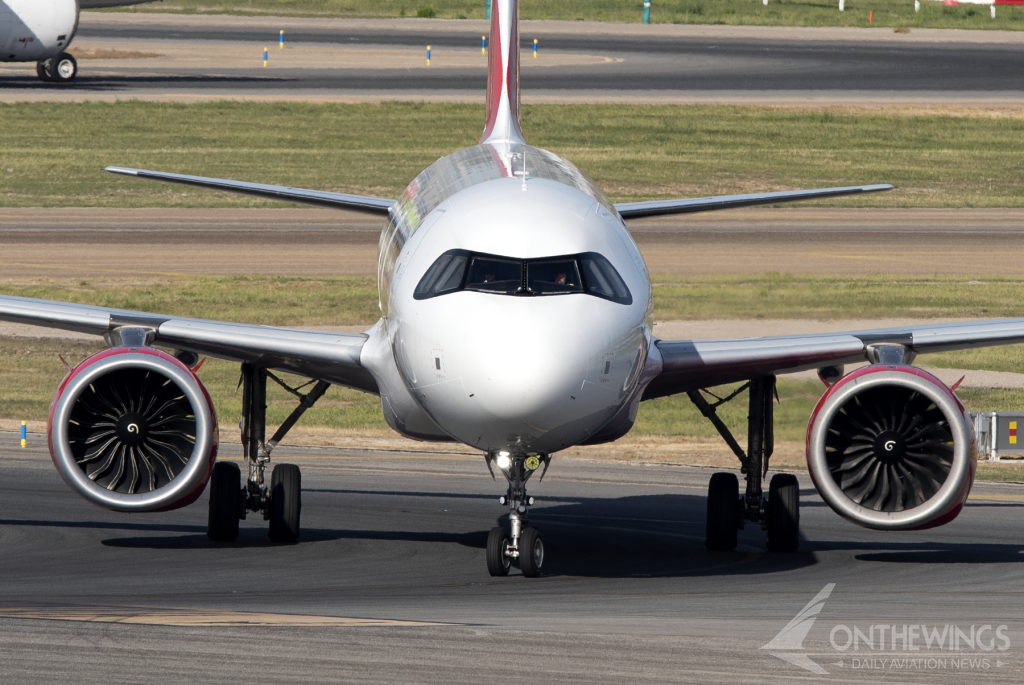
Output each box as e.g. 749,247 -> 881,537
485,452 -> 549,577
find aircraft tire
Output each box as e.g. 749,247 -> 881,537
486,526 -> 511,576
207,461 -> 241,542
49,53 -> 77,83
705,472 -> 739,551
36,60 -> 53,82
766,473 -> 800,552
268,463 -> 302,543
519,527 -> 544,578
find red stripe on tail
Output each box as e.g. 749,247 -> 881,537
480,0 -> 525,145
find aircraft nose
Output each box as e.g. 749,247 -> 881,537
410,295 -> 643,452
463,322 -> 584,420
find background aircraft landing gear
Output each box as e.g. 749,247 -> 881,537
205,363 -> 329,544
691,375 -> 801,553
37,53 -> 77,83
486,451 -> 549,577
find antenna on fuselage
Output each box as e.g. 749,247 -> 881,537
521,146 -> 528,191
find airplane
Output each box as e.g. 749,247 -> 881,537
1,0 -> 1015,577
0,0 -> 157,83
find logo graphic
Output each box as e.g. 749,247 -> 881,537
127,424 -> 140,433
762,583 -> 835,674
884,440 -> 896,451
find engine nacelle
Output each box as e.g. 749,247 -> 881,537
0,0 -> 78,63
807,364 -> 976,531
48,347 -> 218,512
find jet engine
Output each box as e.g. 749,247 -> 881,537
806,364 -> 975,531
48,347 -> 218,512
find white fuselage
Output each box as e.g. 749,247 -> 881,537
366,142 -> 655,456
0,0 -> 78,63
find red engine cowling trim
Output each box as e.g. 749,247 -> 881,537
806,364 -> 976,531
48,346 -> 218,513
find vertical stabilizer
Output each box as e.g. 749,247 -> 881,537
480,0 -> 526,146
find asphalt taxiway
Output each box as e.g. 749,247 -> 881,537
2,14 -> 1024,104
2,438 -> 1023,683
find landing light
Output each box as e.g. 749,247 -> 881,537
496,454 -> 511,469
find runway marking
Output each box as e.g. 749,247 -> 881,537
0,607 -> 451,627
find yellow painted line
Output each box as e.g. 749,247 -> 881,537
0,608 -> 450,627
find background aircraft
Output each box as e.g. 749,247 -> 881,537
0,0 -> 157,82
2,0 -> 1021,578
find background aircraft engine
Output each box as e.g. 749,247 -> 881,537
806,365 -> 975,531
49,348 -> 218,513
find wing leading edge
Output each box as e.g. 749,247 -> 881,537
615,184 -> 893,219
0,295 -> 378,394
645,318 -> 1024,400
105,167 -> 396,216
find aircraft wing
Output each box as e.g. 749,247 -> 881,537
615,184 -> 893,219
0,295 -> 379,394
105,167 -> 396,216
643,318 -> 1024,399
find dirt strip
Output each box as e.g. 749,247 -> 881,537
3,207 -> 1024,278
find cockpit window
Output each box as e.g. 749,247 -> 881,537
413,252 -> 468,298
414,250 -> 631,305
580,254 -> 631,304
527,260 -> 583,295
465,257 -> 521,294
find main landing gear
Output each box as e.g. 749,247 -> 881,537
689,375 -> 800,553
37,53 -> 77,83
207,363 -> 330,544
485,451 -> 550,577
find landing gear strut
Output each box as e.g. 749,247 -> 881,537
206,363 -> 330,543
485,452 -> 549,577
690,375 -> 800,552
36,53 -> 77,83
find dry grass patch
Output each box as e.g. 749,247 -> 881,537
74,48 -> 163,59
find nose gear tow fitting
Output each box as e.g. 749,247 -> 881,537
689,374 -> 800,553
485,451 -> 549,577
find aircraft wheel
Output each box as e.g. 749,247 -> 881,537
36,60 -> 53,82
705,471 -> 739,551
486,526 -> 511,577
268,463 -> 301,543
49,53 -> 77,83
207,461 -> 241,542
519,527 -> 544,578
766,473 -> 800,552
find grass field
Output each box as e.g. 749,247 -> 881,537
4,102 -> 1024,208
100,0 -> 1024,31
3,274 -> 1024,327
